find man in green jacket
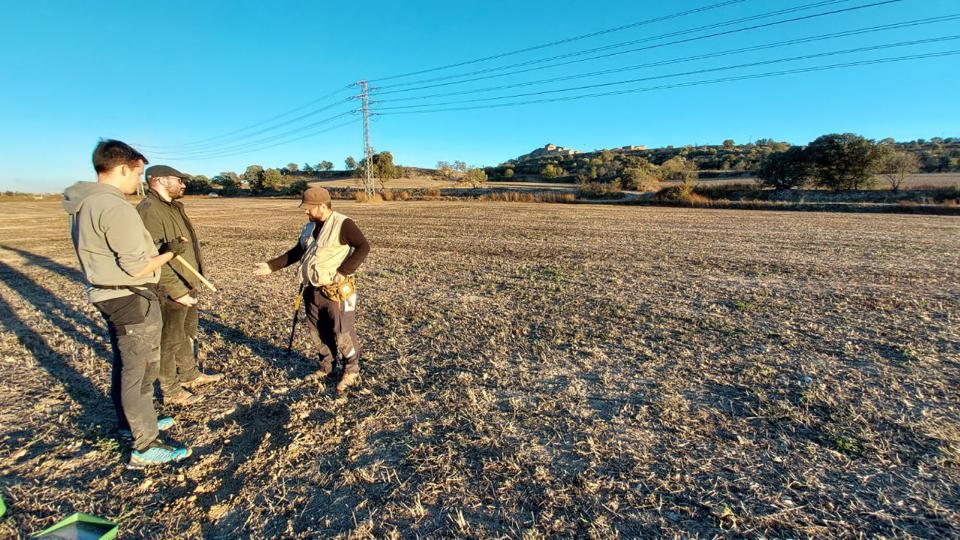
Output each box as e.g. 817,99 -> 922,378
137,165 -> 222,406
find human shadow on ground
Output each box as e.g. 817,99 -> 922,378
0,290 -> 109,460
2,244 -> 318,379
0,244 -> 86,283
0,260 -> 110,358
2,246 -> 337,536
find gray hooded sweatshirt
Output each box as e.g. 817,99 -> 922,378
62,182 -> 159,303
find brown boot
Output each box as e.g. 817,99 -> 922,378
163,389 -> 204,406
181,372 -> 223,390
336,372 -> 359,394
304,369 -> 330,384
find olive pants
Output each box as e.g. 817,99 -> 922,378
159,296 -> 201,397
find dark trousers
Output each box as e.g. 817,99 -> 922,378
159,297 -> 201,396
305,286 -> 360,375
98,294 -> 161,451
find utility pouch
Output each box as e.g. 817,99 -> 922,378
320,275 -> 357,302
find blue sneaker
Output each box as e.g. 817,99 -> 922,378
129,440 -> 192,468
119,417 -> 175,439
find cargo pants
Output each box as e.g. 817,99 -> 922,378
96,293 -> 162,451
304,285 -> 360,375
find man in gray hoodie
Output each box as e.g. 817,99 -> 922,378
63,139 -> 192,467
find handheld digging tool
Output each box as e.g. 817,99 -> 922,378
175,255 -> 217,292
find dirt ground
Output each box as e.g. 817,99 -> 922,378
0,199 -> 958,538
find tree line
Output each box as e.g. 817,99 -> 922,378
485,134 -> 958,192
182,152 -> 430,195
182,155 -> 362,194
756,134 -> 926,192
180,133 -> 957,196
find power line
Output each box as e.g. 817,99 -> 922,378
148,0 -> 903,155
136,84 -> 355,150
374,36 -> 959,111
140,98 -> 354,153
165,118 -> 361,161
368,0 -> 751,83
375,50 -> 960,115
131,3 -> 753,154
372,0 -> 879,90
134,2 -> 851,154
372,13 -> 958,97
131,0 -> 937,166
373,17 -> 960,104
146,110 -> 356,158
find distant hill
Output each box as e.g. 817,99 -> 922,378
489,137 -> 960,182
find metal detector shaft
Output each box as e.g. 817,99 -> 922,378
287,287 -> 305,351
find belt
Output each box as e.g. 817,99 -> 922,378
92,284 -> 159,301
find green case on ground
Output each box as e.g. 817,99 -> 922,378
31,512 -> 118,540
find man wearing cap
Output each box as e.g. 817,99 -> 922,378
137,165 -> 223,407
253,187 -> 370,393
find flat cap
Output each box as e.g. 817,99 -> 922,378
146,165 -> 190,179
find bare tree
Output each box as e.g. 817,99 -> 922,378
879,149 -> 919,193
436,161 -> 454,181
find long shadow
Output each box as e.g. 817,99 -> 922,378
0,293 -> 109,452
2,244 -> 318,376
198,316 -> 317,380
1,244 -> 86,283
4,245 -> 330,534
0,261 -> 110,359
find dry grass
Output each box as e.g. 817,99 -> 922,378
0,199 -> 958,538
311,174 -> 453,190
477,191 -> 576,203
352,191 -> 384,204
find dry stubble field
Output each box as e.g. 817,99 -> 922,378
0,199 -> 958,538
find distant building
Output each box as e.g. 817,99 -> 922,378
514,143 -> 582,162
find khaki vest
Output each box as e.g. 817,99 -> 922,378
298,212 -> 352,287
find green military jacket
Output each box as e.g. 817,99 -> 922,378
136,189 -> 205,300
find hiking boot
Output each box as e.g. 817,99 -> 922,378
181,372 -> 223,390
163,389 -> 204,406
120,417 -> 175,439
336,372 -> 359,394
304,371 -> 326,383
305,366 -> 333,383
129,439 -> 192,468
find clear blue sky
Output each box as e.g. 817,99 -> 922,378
1,0 -> 958,192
